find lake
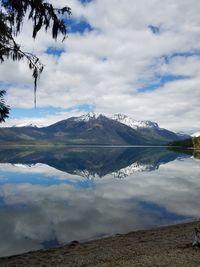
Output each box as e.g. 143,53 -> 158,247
0,146 -> 199,257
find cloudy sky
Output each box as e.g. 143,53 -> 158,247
1,0 -> 200,132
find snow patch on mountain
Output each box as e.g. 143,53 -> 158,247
74,112 -> 101,122
12,123 -> 41,128
111,114 -> 159,129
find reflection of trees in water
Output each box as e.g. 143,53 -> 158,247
193,150 -> 200,160
169,147 -> 200,161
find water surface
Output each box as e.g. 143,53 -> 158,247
0,146 -> 199,257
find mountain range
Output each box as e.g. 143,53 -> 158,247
0,113 -> 190,145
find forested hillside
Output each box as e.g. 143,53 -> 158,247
169,136 -> 200,148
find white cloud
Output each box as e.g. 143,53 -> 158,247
1,0 -> 200,131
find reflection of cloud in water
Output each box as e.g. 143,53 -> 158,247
0,163 -> 82,180
0,157 -> 199,256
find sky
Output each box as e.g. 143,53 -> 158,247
0,0 -> 200,133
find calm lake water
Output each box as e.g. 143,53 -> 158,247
0,146 -> 199,257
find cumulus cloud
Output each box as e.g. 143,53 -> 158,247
1,0 -> 200,131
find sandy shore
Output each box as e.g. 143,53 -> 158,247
0,220 -> 200,267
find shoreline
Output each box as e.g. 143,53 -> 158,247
1,220 -> 200,266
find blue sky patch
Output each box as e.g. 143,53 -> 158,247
46,47 -> 65,57
79,0 -> 94,4
172,50 -> 200,58
138,74 -> 190,93
8,104 -> 94,120
76,104 -> 94,112
162,50 -> 200,64
66,18 -> 93,34
9,107 -> 66,119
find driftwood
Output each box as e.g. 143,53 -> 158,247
192,227 -> 200,248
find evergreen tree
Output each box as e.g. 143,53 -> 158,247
0,0 -> 71,122
0,90 -> 9,122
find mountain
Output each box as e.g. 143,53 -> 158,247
43,114 -> 147,145
111,113 -> 190,144
176,131 -> 191,139
0,112 -> 189,145
111,114 -> 189,139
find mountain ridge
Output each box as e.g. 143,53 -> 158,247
0,113 -> 190,145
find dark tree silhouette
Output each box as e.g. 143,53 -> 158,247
0,90 -> 9,122
0,0 -> 71,122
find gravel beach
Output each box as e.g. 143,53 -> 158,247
0,220 -> 200,267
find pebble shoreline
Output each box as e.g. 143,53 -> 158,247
0,220 -> 200,267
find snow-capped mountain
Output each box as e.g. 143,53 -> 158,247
0,112 -> 188,145
73,112 -> 160,130
111,113 -> 159,129
74,112 -> 100,122
192,131 -> 200,137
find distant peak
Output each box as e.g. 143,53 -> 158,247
111,114 -> 159,129
74,112 -> 101,122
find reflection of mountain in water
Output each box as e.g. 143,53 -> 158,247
112,162 -> 158,179
0,146 -> 190,179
